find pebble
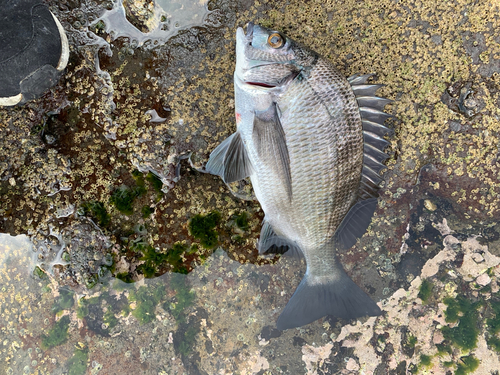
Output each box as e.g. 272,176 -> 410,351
476,273 -> 491,286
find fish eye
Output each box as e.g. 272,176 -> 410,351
267,33 -> 284,49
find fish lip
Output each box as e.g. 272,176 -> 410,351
245,22 -> 254,38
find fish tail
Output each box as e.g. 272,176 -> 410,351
276,264 -> 382,330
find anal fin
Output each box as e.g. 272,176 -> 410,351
258,219 -> 302,257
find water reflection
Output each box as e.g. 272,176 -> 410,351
93,0 -> 211,47
0,233 -> 317,374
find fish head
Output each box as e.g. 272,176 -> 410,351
235,22 -> 317,90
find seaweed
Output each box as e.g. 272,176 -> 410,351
441,296 -> 481,350
142,205 -> 154,218
189,211 -> 221,249
177,324 -> 199,357
146,171 -> 163,195
487,300 -> 500,334
235,211 -> 249,231
167,243 -> 189,274
418,279 -> 433,304
419,354 -> 432,367
52,288 -> 75,314
41,315 -> 71,349
167,274 -> 198,356
116,272 -> 135,283
486,300 -> 500,351
407,334 -> 417,348
136,242 -> 188,277
66,347 -> 88,375
167,274 -> 196,324
103,309 -> 118,330
33,265 -> 47,279
435,343 -> 452,355
129,284 -> 165,324
80,201 -> 111,227
76,296 -> 100,319
455,355 -> 479,375
110,185 -> 145,215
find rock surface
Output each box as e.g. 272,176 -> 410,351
1,0 -> 500,373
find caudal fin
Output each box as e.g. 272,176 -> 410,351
276,267 -> 382,330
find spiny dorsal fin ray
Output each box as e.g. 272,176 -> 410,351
352,84 -> 384,97
205,132 -> 254,183
339,73 -> 393,247
363,154 -> 386,173
363,120 -> 393,137
359,107 -> 393,123
357,96 -> 393,111
253,103 -> 292,201
364,143 -> 389,163
364,131 -> 390,150
347,73 -> 375,85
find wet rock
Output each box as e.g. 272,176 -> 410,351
122,0 -> 159,33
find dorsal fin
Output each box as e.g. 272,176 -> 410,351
334,198 -> 378,250
350,73 -> 393,200
332,74 -> 393,249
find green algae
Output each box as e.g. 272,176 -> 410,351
435,343 -> 452,355
66,347 -> 88,375
110,185 -> 146,215
146,171 -> 163,195
418,279 -> 433,304
455,355 -> 479,375
235,211 -> 249,231
116,272 -> 135,283
142,205 -> 154,218
177,324 -> 199,357
33,265 -> 47,279
487,336 -> 500,351
441,296 -> 481,351
130,284 -> 165,324
189,211 -> 221,249
80,201 -> 111,227
52,288 -> 75,314
407,334 -> 417,348
76,296 -> 100,319
419,354 -> 432,368
41,315 -> 71,349
167,274 -> 198,356
136,242 -> 189,277
486,300 -> 500,351
103,309 -> 118,330
167,274 -> 195,324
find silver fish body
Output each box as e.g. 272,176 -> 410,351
206,23 -> 391,329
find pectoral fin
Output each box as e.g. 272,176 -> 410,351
205,132 -> 253,184
253,103 -> 292,201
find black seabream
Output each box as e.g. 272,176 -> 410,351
206,22 -> 392,330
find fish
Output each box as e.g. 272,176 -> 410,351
205,22 -> 392,330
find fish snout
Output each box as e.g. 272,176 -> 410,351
245,22 -> 254,37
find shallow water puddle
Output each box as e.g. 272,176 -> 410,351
93,0 -> 210,46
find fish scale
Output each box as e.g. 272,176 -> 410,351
205,23 -> 392,329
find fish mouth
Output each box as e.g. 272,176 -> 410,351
245,81 -> 276,88
245,22 -> 254,38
